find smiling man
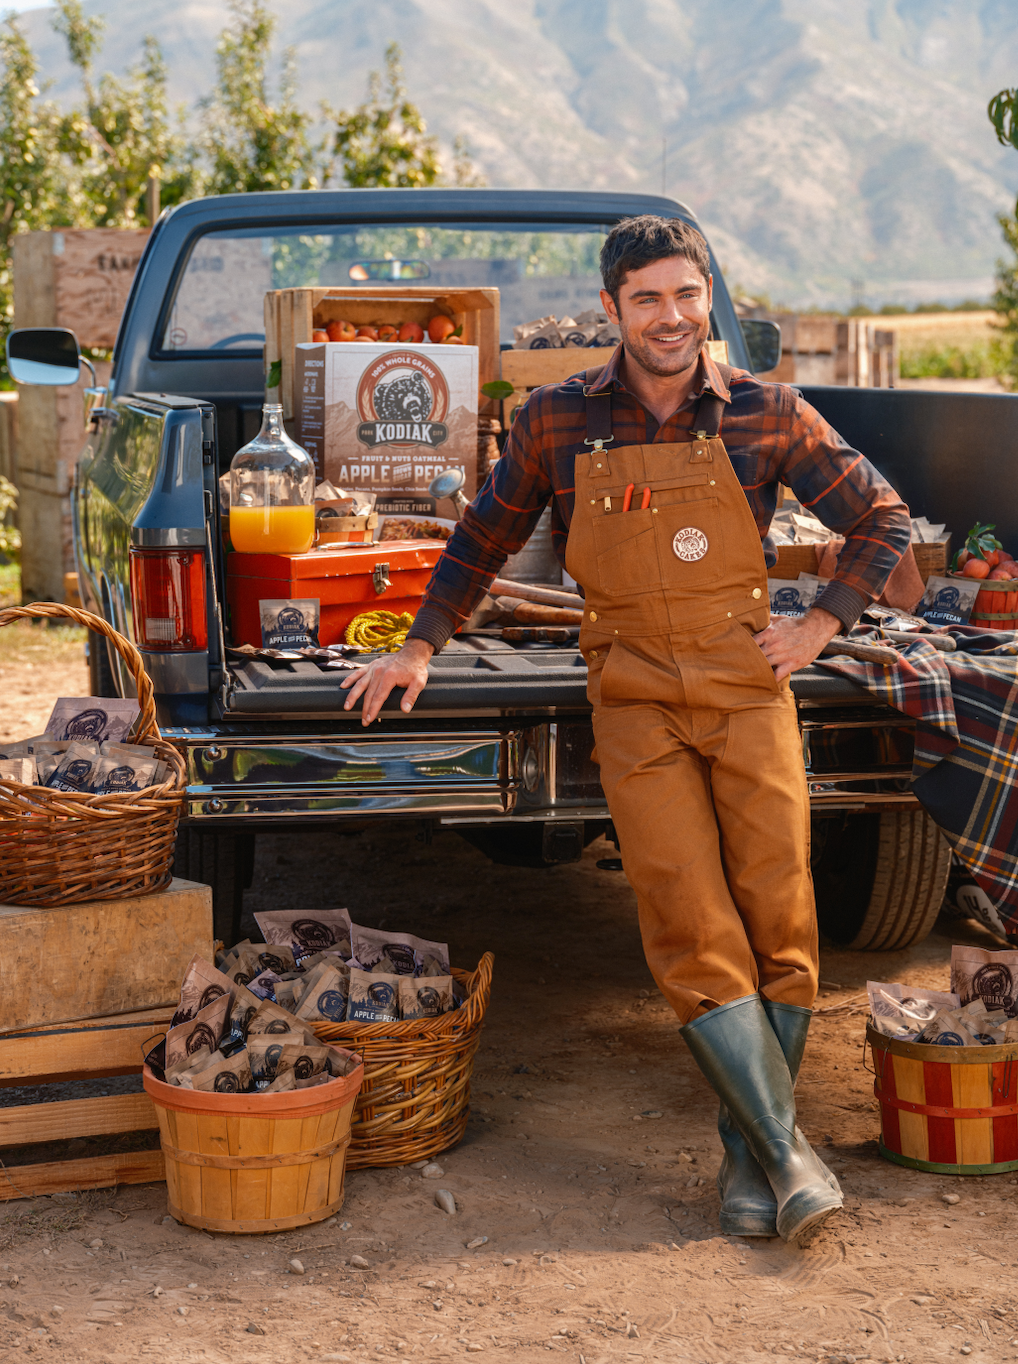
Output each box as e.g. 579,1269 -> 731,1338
341,215 -> 911,1242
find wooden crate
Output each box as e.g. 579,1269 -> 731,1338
265,285 -> 500,422
500,339 -> 729,421
768,537 -> 949,583
0,878 -> 213,1036
0,1006 -> 171,1200
11,229 -> 147,602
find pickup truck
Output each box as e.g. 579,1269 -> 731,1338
12,188 -> 1017,949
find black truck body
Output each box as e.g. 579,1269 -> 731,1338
57,188 -> 1018,945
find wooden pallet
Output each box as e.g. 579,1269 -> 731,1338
0,1007 -> 172,1201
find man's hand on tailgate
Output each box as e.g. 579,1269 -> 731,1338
753,607 -> 841,683
340,637 -> 435,725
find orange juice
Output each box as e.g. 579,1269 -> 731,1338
230,504 -> 315,555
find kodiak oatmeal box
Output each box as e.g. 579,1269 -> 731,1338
295,342 -> 478,530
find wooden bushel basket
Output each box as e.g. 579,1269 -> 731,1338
0,604 -> 187,906
868,1023 -> 1018,1174
312,953 -> 494,1169
143,1053 -> 364,1233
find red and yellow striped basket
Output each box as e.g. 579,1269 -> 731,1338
868,1024 -> 1018,1174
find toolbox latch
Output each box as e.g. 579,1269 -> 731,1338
373,561 -> 392,595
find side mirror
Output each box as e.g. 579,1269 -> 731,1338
740,318 -> 782,375
6,327 -> 83,386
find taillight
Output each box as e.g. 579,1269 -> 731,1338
129,548 -> 208,651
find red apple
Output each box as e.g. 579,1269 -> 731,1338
963,557 -> 991,580
398,321 -> 425,343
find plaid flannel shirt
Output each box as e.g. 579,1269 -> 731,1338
408,346 -> 912,649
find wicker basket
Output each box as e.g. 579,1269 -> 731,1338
311,952 -> 494,1169
0,603 -> 186,906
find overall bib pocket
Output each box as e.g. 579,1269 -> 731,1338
653,495 -> 725,589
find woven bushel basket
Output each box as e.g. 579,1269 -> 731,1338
0,603 -> 186,906
311,952 -> 494,1168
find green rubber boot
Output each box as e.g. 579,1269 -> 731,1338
682,994 -> 843,1243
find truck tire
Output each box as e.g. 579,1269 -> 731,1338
172,826 -> 256,945
812,809 -> 951,951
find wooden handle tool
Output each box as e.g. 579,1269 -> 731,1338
491,578 -> 583,610
820,637 -> 899,665
495,596 -> 584,627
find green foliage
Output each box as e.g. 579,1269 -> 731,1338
55,2 -> 196,227
0,9 -> 482,380
899,340 -> 1009,381
328,44 -> 442,189
0,476 -> 21,561
197,0 -> 319,195
989,88 -> 1018,151
481,380 -> 515,401
988,86 -> 1018,387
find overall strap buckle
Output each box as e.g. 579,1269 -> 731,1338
583,386 -> 613,448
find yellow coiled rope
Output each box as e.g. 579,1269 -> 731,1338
345,610 -> 414,653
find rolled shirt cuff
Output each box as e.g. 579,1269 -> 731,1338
406,606 -> 457,654
814,580 -> 868,632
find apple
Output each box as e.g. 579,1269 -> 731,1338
962,557 -> 991,580
399,321 -> 425,343
326,320 -> 356,342
428,315 -> 456,343
356,326 -> 378,341
441,335 -> 465,344
312,329 -> 328,341
991,562 -> 1018,580
377,324 -> 399,341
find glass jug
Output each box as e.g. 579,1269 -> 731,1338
229,404 -> 316,555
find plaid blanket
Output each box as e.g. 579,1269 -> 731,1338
815,626 -> 1018,934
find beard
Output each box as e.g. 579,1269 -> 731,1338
619,318 -> 708,378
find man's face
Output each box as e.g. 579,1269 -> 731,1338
601,255 -> 713,378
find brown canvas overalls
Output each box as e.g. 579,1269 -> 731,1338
564,370 -> 819,1026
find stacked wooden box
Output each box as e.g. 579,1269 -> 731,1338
0,879 -> 212,1200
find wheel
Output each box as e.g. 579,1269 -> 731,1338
812,808 -> 952,951
173,826 -> 256,944
88,628 -> 118,697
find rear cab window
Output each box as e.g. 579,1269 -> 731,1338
158,222 -> 615,354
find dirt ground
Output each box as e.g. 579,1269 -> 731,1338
3,640 -> 1018,1364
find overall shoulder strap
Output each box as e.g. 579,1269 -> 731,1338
582,367 -> 612,445
693,361 -> 733,437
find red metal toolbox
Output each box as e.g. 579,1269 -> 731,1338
226,541 -> 445,648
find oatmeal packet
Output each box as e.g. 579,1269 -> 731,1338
0,756 -> 37,785
247,1037 -> 302,1084
347,968 -> 401,1022
867,981 -> 960,1039
247,998 -> 315,1040
165,993 -> 231,1071
951,945 -> 1018,1018
174,955 -> 259,1031
351,925 -> 450,977
46,742 -> 103,792
44,698 -> 140,744
294,963 -> 350,1023
165,1045 -> 214,1085
254,908 -> 352,962
188,1049 -> 253,1094
259,599 -> 321,649
398,975 -> 455,1020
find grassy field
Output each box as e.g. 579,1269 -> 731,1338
889,310 -> 1011,380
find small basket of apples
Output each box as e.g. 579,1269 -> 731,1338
951,522 -> 1018,629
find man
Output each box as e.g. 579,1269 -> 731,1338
342,216 -> 911,1241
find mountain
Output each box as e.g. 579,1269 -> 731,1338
17,0 -> 1018,308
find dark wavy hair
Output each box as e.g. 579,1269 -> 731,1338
600,215 -> 711,305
